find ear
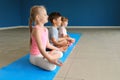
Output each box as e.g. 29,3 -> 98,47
53,19 -> 56,23
36,15 -> 40,20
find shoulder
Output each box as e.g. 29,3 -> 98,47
50,27 -> 56,31
51,26 -> 55,30
32,26 -> 43,34
33,25 -> 42,30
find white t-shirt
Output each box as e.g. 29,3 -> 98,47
59,26 -> 67,37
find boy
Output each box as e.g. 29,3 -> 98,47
48,12 -> 69,52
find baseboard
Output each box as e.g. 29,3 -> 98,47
67,26 -> 120,29
22,26 -> 120,29
0,26 -> 120,30
0,26 -> 28,30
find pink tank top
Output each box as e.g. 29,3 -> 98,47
30,26 -> 48,55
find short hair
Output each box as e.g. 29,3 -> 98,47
48,12 -> 62,23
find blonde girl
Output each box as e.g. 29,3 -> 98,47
29,5 -> 63,71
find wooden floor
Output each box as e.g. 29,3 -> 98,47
0,28 -> 120,80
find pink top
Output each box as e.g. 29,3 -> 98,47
30,25 -> 48,55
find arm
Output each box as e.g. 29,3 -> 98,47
61,34 -> 69,38
51,37 -> 67,47
59,27 -> 64,38
33,29 -> 51,60
46,28 -> 60,50
33,29 -> 62,66
46,39 -> 59,50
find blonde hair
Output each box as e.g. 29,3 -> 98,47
29,5 -> 46,45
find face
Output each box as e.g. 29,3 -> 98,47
38,9 -> 48,24
62,21 -> 68,27
54,17 -> 62,26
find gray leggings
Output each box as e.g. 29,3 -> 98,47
30,50 -> 63,71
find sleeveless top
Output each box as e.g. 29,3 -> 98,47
30,25 -> 48,55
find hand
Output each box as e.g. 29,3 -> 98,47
48,51 -> 63,66
49,58 -> 63,66
61,40 -> 68,46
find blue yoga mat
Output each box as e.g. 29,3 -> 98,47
0,33 -> 81,80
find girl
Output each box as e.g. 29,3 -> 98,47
59,17 -> 75,45
29,5 -> 63,71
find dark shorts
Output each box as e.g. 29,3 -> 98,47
46,48 -> 52,51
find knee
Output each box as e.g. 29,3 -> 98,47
46,65 -> 56,71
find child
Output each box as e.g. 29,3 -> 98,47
48,12 -> 69,52
59,17 -> 75,45
29,5 -> 63,71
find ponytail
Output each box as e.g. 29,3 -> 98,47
29,17 -> 33,46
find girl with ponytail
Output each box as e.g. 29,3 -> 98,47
29,5 -> 63,71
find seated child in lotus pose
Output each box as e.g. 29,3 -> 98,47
59,17 -> 75,45
29,6 -> 63,71
48,12 -> 69,52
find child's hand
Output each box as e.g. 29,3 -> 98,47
48,51 -> 63,66
56,60 -> 63,66
48,57 -> 63,66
